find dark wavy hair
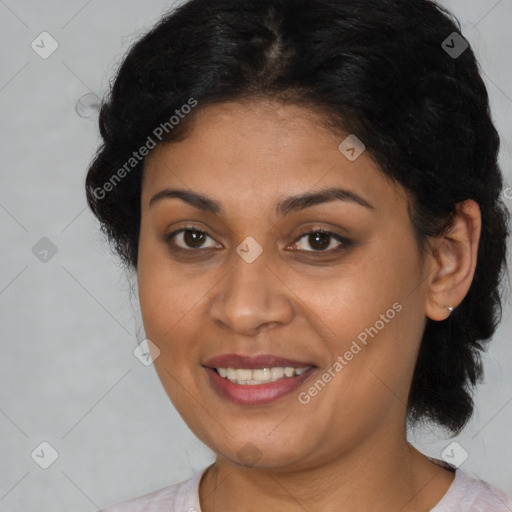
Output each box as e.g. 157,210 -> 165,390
85,0 -> 510,434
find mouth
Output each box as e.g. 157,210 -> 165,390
202,353 -> 317,405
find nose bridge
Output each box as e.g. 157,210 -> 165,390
208,242 -> 295,334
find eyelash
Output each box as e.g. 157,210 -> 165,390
165,226 -> 352,257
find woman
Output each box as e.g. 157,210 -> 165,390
86,0 -> 512,510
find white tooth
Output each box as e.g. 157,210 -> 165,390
216,366 -> 311,384
235,368 -> 253,380
284,367 -> 295,377
252,368 -> 271,381
270,367 -> 284,379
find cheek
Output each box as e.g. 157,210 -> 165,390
138,272 -> 203,338
137,250 -> 207,418
289,246 -> 406,339
292,235 -> 424,393
137,228 -> 206,338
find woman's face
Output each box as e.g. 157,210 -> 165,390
137,99 -> 431,470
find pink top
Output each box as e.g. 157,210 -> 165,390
102,464 -> 512,511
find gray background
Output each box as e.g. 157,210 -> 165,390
1,1 -> 511,510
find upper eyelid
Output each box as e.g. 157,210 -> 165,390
291,230 -> 347,251
166,227 -> 219,247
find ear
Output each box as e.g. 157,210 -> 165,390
425,199 -> 481,321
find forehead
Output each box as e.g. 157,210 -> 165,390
141,100 -> 406,214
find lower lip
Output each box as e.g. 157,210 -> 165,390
204,367 -> 316,405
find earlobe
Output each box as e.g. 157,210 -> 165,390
425,199 -> 481,321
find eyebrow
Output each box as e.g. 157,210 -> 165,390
148,186 -> 375,215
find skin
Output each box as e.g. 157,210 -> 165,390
137,99 -> 481,512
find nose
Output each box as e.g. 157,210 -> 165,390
207,249 -> 296,336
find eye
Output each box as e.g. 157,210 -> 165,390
291,229 -> 350,253
166,227 -> 220,251
165,226 -> 351,256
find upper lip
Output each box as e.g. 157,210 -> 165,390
203,353 -> 316,369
